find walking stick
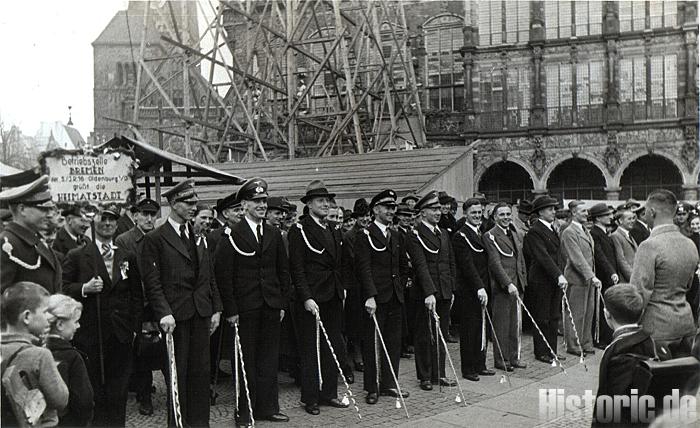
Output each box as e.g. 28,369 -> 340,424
233,320 -> 254,426
317,317 -> 362,421
561,292 -> 587,371
431,310 -> 468,406
514,295 -> 566,374
483,308 -> 512,387
87,212 -> 105,386
594,287 -> 600,344
371,313 -> 409,418
210,322 -> 225,405
166,332 -> 184,428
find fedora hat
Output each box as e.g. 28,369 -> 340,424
300,180 -> 335,203
531,196 -> 558,214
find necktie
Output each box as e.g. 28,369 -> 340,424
434,226 -> 440,237
179,224 -> 190,250
256,224 -> 263,251
101,242 -> 113,260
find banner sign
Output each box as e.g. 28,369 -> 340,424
43,151 -> 135,204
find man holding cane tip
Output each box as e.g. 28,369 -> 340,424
141,179 -> 222,428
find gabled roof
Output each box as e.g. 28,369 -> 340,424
93,10 -> 159,46
195,146 -> 472,203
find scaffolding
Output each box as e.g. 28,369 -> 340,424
106,0 -> 427,163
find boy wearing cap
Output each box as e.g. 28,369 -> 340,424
288,180 -> 348,415
62,203 -> 143,426
407,191 -> 457,391
0,176 -> 63,293
354,190 -> 410,404
141,179 -> 222,427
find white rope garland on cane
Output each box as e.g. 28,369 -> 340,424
316,317 -> 323,391
234,320 -> 255,426
431,310 -> 468,405
166,333 -> 184,428
562,292 -> 587,371
371,313 -> 409,417
296,224 -> 325,254
481,307 -> 486,351
458,232 -> 483,253
316,317 -> 362,420
515,294 -> 567,373
225,228 -> 255,257
486,233 -> 513,257
2,238 -> 41,270
413,229 -> 439,254
363,229 -> 386,252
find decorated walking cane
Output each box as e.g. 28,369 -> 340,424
233,320 -> 255,426
166,332 -> 184,428
317,317 -> 362,421
561,292 -> 587,371
515,294 -> 566,374
431,310 -> 468,406
371,313 -> 409,417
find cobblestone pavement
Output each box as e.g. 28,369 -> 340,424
126,332 -> 607,427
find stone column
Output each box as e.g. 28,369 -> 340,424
681,185 -> 699,201
604,187 -> 621,201
462,1 -> 477,134
530,1 -> 546,129
603,2 -> 621,125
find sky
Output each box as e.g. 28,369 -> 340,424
0,0 -> 224,141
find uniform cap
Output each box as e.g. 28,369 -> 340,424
162,179 -> 199,203
415,191 -> 441,211
236,177 -> 268,201
135,198 -> 160,214
369,189 -> 398,210
0,175 -> 55,208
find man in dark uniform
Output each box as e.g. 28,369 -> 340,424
62,203 -> 143,427
214,178 -> 290,426
52,206 -> 90,255
395,203 -> 416,357
208,194 -> 243,252
408,191 -> 457,391
288,180 -> 348,415
626,199 -> 651,245
523,196 -> 568,364
589,203 -> 620,348
355,190 -> 410,404
115,198 -> 161,416
0,175 -> 62,293
141,179 -> 222,428
115,204 -> 135,238
452,198 -> 496,381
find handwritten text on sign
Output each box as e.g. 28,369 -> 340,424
45,153 -> 134,203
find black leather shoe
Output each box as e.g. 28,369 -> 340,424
138,398 -> 154,416
355,362 -> 364,372
495,364 -> 514,372
380,388 -> 409,398
439,377 -> 457,387
446,334 -> 458,343
419,380 -> 433,391
512,361 -> 527,369
479,368 -> 496,376
566,349 -> 583,357
463,373 -> 480,382
304,403 -> 320,415
345,372 -> 355,384
237,423 -> 253,428
365,392 -> 378,404
536,355 -> 554,364
321,398 -> 349,408
263,413 -> 289,422
555,354 -> 567,361
400,351 -> 412,359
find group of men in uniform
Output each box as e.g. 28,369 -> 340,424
2,171 -> 699,428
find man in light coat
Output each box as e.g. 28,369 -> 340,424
630,190 -> 698,356
611,209 -> 637,282
560,201 -> 601,355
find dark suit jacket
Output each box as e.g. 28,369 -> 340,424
141,221 -> 223,321
288,216 -> 344,303
0,221 -> 62,293
630,219 -> 650,246
207,225 -> 229,254
483,225 -> 527,294
214,220 -> 289,316
114,226 -> 145,260
523,220 -> 563,287
354,223 -> 408,303
452,224 -> 488,312
52,227 -> 89,257
590,226 -> 618,287
593,326 -> 657,427
115,214 -> 134,239
45,336 -> 94,427
62,243 -> 142,346
408,222 -> 456,300
341,225 -> 362,292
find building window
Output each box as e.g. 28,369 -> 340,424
478,1 -> 529,46
546,63 -> 573,126
619,1 -> 677,32
545,1 -> 602,39
379,23 -> 408,90
478,64 -> 530,129
575,61 -> 604,124
424,15 -> 464,111
620,54 -> 677,121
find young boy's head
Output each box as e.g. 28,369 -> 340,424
603,284 -> 643,330
46,294 -> 83,341
1,282 -> 50,337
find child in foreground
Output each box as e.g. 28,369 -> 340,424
0,282 -> 68,427
45,294 -> 94,427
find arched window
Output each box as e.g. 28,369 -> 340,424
423,15 -> 464,111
